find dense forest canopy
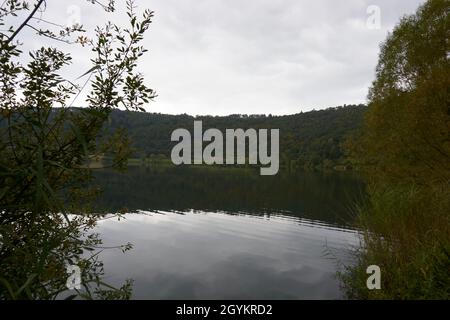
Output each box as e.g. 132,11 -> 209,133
104,104 -> 366,169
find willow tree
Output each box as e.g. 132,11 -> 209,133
351,0 -> 450,185
0,0 -> 155,299
343,0 -> 450,299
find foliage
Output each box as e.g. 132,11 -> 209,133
0,0 -> 154,299
341,0 -> 450,299
102,104 -> 366,170
347,0 -> 450,184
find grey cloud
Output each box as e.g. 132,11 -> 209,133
12,0 -> 426,115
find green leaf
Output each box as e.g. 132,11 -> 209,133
76,66 -> 100,80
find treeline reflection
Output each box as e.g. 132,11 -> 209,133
93,166 -> 365,226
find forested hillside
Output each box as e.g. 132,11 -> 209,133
105,104 -> 366,169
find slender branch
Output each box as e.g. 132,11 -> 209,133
0,0 -> 8,10
30,16 -> 66,29
26,23 -> 73,44
6,0 -> 45,46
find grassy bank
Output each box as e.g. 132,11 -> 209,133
340,182 -> 450,299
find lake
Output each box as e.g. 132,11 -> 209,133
92,166 -> 365,299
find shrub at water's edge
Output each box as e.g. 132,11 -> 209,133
0,1 -> 154,299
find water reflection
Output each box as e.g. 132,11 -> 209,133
93,166 -> 365,226
92,166 -> 364,299
96,211 -> 360,299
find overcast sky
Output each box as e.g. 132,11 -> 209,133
17,0 -> 426,115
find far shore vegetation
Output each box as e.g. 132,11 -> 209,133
90,104 -> 366,172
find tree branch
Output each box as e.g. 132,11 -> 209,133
6,0 -> 45,46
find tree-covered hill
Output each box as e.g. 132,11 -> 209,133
105,104 -> 367,170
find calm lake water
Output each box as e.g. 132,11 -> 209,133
92,166 -> 365,299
